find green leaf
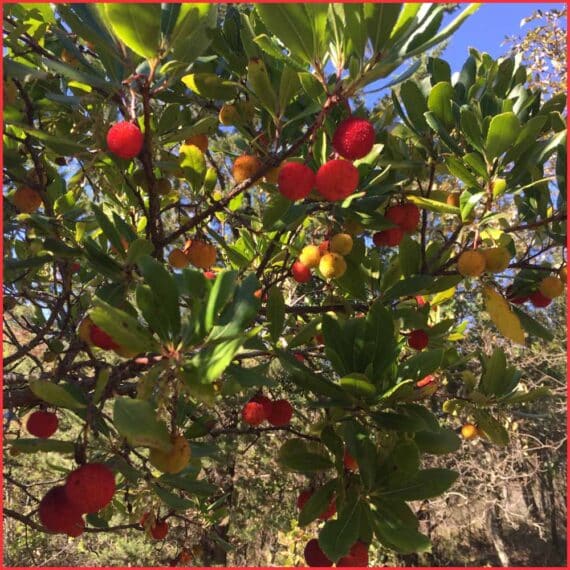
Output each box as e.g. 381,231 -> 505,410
460,107 -> 484,152
10,439 -> 75,454
288,317 -> 321,349
267,285 -> 285,343
256,4 -> 315,64
444,156 -> 480,188
339,373 -> 376,399
427,81 -> 454,127
14,124 -> 86,155
181,73 -> 240,100
485,112 -> 521,160
278,439 -> 333,473
298,480 -> 337,527
205,270 -> 238,332
379,468 -> 458,500
151,484 -> 194,510
113,397 -> 172,450
93,368 -> 110,404
180,144 -> 207,191
137,255 -> 181,340
169,4 -> 217,63
319,499 -> 362,562
384,275 -> 462,302
278,64 -> 301,116
29,380 -> 86,410
480,347 -> 506,396
399,235 -> 421,277
159,475 -> 217,497
125,239 -> 154,265
512,306 -> 554,341
414,429 -> 461,455
103,4 -> 161,59
399,81 -> 428,132
473,409 -> 509,446
372,509 -> 431,554
363,3 -> 401,52
90,298 -> 159,353
92,205 -> 124,255
247,57 -> 277,117
424,111 -> 463,154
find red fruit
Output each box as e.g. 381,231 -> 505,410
399,203 -> 420,233
89,324 -> 120,350
294,352 -> 306,363
251,394 -> 273,418
337,541 -> 369,567
106,121 -> 144,159
332,117 -> 375,160
26,410 -> 58,438
385,205 -> 406,226
267,399 -> 293,427
65,463 -> 116,514
415,295 -> 426,307
408,329 -> 429,350
297,489 -> 312,510
343,449 -> 358,472
292,261 -> 311,283
416,375 -> 435,388
319,240 -> 330,255
278,162 -> 315,201
304,539 -> 333,567
316,160 -> 359,201
320,497 -> 337,520
150,520 -> 169,540
70,262 -> 81,273
242,401 -> 267,426
39,486 -> 85,536
204,271 -> 216,279
297,490 -> 336,520
372,227 -> 404,247
315,334 -> 324,344
506,285 -> 529,305
530,290 -> 552,308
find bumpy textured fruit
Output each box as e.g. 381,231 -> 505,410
447,192 -> 460,207
169,248 -> 189,269
149,435 -> 191,474
278,162 -> 316,201
337,541 -> 369,567
267,399 -> 293,427
292,261 -> 311,283
457,250 -> 486,277
559,266 -> 567,284
299,245 -> 321,268
319,240 -> 330,255
232,155 -> 262,183
185,240 -> 216,270
65,463 -> 116,513
90,324 -> 120,350
148,519 -> 169,540
530,290 -> 552,308
39,486 -> 85,536
461,423 -> 479,440
332,117 -> 375,160
251,394 -> 273,418
319,253 -> 347,279
399,203 -> 421,233
330,233 -> 353,256
481,247 -> 510,273
538,276 -> 564,299
385,205 -> 406,226
26,410 -> 58,438
408,329 -> 429,350
185,134 -> 208,153
315,160 -> 359,201
219,104 -> 238,125
106,121 -> 144,159
372,228 -> 403,247
343,449 -> 358,472
242,401 -> 267,426
304,539 -> 333,567
13,186 -> 42,213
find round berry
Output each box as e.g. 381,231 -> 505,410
106,121 -> 144,159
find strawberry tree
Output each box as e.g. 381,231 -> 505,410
3,3 -> 566,566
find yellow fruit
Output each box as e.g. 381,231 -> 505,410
264,164 -> 282,184
461,423 -> 479,440
299,245 -> 321,268
155,178 -> 171,196
149,434 -> 191,474
219,104 -> 238,126
319,252 -> 347,279
457,250 -> 486,277
330,233 -> 353,256
169,248 -> 190,269
184,240 -> 216,270
538,276 -> 564,299
184,134 -> 208,153
491,178 -> 507,198
481,247 -> 510,273
559,266 -> 566,284
13,187 -> 42,213
232,155 -> 262,184
446,192 -> 460,207
78,317 -> 93,345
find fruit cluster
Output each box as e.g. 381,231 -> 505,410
241,394 -> 293,427
372,202 -> 420,247
39,463 -> 116,537
292,233 -> 354,283
168,239 -> 217,271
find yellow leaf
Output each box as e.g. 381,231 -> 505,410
431,286 -> 456,305
483,286 -> 525,345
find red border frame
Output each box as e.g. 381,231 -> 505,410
1,1 -> 568,568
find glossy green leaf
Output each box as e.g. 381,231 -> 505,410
485,112 -> 521,160
29,380 -> 87,410
267,285 -> 285,343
